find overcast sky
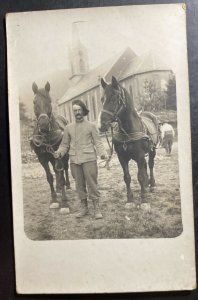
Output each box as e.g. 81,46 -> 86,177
7,3 -> 186,88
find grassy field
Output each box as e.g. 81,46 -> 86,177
22,142 -> 182,240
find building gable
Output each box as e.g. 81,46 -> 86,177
58,47 -> 137,104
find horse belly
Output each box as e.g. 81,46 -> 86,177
114,140 -> 149,161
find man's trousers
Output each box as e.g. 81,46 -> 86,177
70,161 -> 100,200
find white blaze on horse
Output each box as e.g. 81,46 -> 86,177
159,123 -> 175,155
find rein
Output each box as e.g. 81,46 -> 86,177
105,127 -> 114,170
31,119 -> 64,172
99,127 -> 114,170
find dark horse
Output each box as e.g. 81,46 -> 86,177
30,82 -> 70,213
99,76 -> 159,211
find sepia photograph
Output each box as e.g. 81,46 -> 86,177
6,3 -> 196,294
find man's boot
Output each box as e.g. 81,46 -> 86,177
93,199 -> 103,219
76,199 -> 89,218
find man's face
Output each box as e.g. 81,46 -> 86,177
73,104 -> 84,121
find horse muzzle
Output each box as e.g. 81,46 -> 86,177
38,114 -> 51,134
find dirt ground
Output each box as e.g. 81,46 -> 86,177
22,142 -> 182,240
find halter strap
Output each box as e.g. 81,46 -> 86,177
37,113 -> 50,121
101,87 -> 126,120
101,109 -> 115,117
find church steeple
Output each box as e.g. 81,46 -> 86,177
69,22 -> 89,83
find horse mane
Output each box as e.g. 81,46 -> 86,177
119,84 -> 139,118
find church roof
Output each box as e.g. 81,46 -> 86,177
58,48 -> 171,105
58,47 -> 136,104
119,51 -> 171,80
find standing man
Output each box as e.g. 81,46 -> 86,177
55,99 -> 108,219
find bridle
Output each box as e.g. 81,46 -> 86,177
37,113 -> 53,134
101,86 -> 126,123
32,111 -> 64,171
101,86 -> 131,138
101,85 -> 147,151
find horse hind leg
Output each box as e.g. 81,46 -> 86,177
148,148 -> 156,192
168,139 -> 173,155
137,157 -> 149,199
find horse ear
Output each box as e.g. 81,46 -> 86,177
32,82 -> 38,94
112,76 -> 119,89
45,82 -> 50,92
101,78 -> 107,89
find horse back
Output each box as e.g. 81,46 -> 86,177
54,114 -> 68,131
140,112 -> 159,145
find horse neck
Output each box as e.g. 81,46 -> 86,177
50,114 -> 59,130
119,93 -> 143,133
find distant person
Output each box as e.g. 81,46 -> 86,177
54,99 -> 108,219
160,122 -> 175,140
159,122 -> 175,154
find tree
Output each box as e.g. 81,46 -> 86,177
139,79 -> 165,112
19,101 -> 30,123
165,74 -> 177,110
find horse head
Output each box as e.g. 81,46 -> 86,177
32,82 -> 53,134
99,76 -> 126,132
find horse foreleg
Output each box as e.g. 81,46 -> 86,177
39,160 -> 59,208
58,171 -> 70,214
51,159 -> 61,193
148,148 -> 156,191
118,155 -> 133,204
63,155 -> 71,190
168,139 -> 173,155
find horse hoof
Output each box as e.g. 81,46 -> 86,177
150,186 -> 155,192
50,202 -> 59,209
141,203 -> 151,212
66,186 -> 72,190
125,202 -> 135,209
60,207 -> 70,214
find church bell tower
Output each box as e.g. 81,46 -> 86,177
69,22 -> 89,84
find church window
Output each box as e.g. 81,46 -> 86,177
92,96 -> 97,120
84,98 -> 90,120
129,85 -> 133,98
79,58 -> 85,73
68,104 -> 72,123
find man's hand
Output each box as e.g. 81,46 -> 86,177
100,154 -> 109,160
53,151 -> 61,159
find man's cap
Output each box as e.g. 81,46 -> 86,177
72,99 -> 89,116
